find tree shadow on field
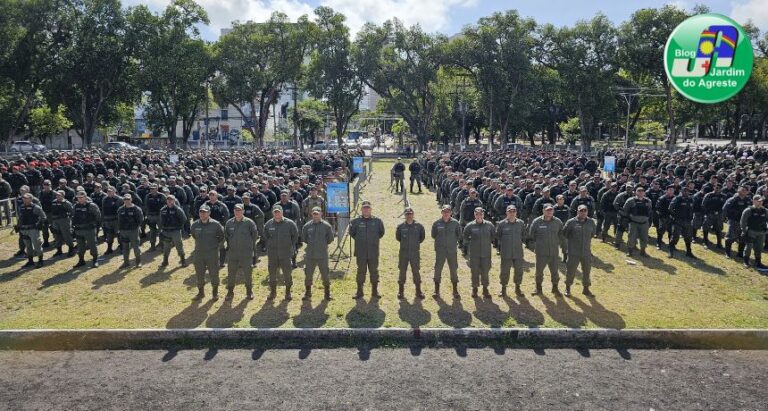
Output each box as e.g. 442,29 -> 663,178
293,300 -> 329,328
345,298 -> 385,328
502,295 -> 545,328
166,299 -> 215,328
398,298 -> 431,328
91,266 -> 132,290
250,299 -> 290,328
571,296 -> 626,329
37,267 -> 87,290
540,294 -> 586,328
140,265 -> 184,288
206,298 -> 249,328
473,297 -> 508,328
436,296 -> 472,328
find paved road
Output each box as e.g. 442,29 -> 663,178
1,349 -> 765,410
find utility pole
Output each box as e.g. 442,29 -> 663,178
290,84 -> 300,149
617,87 -> 665,149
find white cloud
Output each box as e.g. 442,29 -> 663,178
731,0 -> 768,32
125,0 -> 477,39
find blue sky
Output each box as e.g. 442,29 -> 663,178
125,0 -> 768,40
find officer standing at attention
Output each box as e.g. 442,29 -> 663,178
612,184 -> 633,250
669,187 -> 696,258
431,205 -> 462,299
144,184 -> 166,251
396,207 -> 426,299
116,194 -> 143,268
723,186 -> 752,258
349,200 -> 386,299
459,189 -> 483,255
205,190 -> 230,267
264,205 -> 298,301
624,186 -> 653,257
392,158 -> 406,194
16,193 -> 46,268
528,204 -> 564,295
101,187 -> 122,255
49,190 -> 75,257
241,192 -> 264,266
158,195 -> 187,267
462,207 -> 495,298
191,205 -> 225,300
409,159 -> 422,193
495,205 -> 526,297
225,203 -> 260,300
655,185 -> 676,249
562,205 -> 596,297
277,190 -> 302,268
740,195 -> 768,269
72,191 -> 101,268
301,206 -> 335,301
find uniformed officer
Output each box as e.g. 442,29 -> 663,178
563,205 -> 596,297
702,184 -> 726,249
740,195 -> 768,269
624,186 -> 653,257
71,191 -> 101,268
277,190 -> 302,268
655,185 -> 676,249
723,186 -> 751,258
409,160 -> 422,193
158,195 -> 187,267
396,207 -> 426,299
553,195 -> 570,262
669,187 -> 696,258
301,206 -> 334,301
528,204 -> 564,295
144,184 -> 166,251
459,189 -> 483,255
349,200 -> 386,299
205,190 -> 230,267
101,186 -> 122,255
264,205 -> 298,300
392,158 -> 406,194
39,180 -> 54,248
612,184 -> 633,250
116,194 -> 143,268
223,203 -> 260,300
302,187 -> 325,220
493,186 -> 523,222
16,193 -> 46,268
49,190 -> 75,257
241,192 -> 264,266
495,205 -> 526,297
431,205 -> 462,299
598,182 -> 618,242
462,207 -> 495,298
191,205 -> 225,300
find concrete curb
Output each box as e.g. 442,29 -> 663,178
0,328 -> 766,350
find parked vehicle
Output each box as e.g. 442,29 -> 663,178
9,141 -> 46,153
358,137 -> 376,150
103,141 -> 140,151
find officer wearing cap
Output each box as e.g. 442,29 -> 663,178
49,190 -> 75,258
302,186 -> 325,221
159,194 -> 187,267
431,204 -> 462,299
38,179 -> 54,248
494,186 -> 523,225
624,186 -> 653,257
392,158 -> 406,194
144,183 -> 166,251
191,205 -> 225,300
669,186 -> 696,258
72,190 -> 101,268
396,207 -> 426,299
277,190 -> 302,267
205,190 -> 230,267
225,203 -> 260,300
459,189 -> 483,255
563,205 -> 596,297
101,186 -> 122,255
264,204 -> 299,300
462,207 -> 495,298
223,185 -> 242,216
495,205 -> 526,297
301,206 -> 334,301
237,194 -> 262,262
528,203 -> 564,295
16,193 -> 46,269
116,193 -> 143,268
655,185 -> 676,249
349,200 -> 386,299
612,183 -> 633,250
597,182 -> 618,242
740,195 -> 768,269
723,185 -> 752,258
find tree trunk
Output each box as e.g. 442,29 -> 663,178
664,83 -> 676,148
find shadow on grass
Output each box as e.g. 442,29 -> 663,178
37,266 -> 88,290
473,296 -> 507,328
684,258 -> 726,276
140,265 -> 184,288
637,255 -> 677,274
0,266 -> 27,283
397,298 -> 431,328
345,297 -> 385,328
540,294 -> 586,328
293,300 -> 329,328
502,295 -> 545,328
166,299 -> 215,328
591,255 -> 615,273
91,266 -> 132,290
250,299 -> 290,328
206,298 -> 249,328
571,296 -> 626,329
435,296 -> 472,328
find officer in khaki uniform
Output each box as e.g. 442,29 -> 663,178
395,207 -> 426,299
159,195 -> 187,267
225,203 -> 260,300
562,205 -> 596,297
264,205 -> 299,300
349,200 -> 386,299
623,186 -> 653,257
301,207 -> 334,301
495,205 -> 526,297
116,194 -> 143,269
191,205 -> 225,300
462,207 -> 495,298
16,193 -> 46,269
72,191 -> 101,268
740,195 -> 768,269
241,192 -> 264,266
49,190 -> 75,257
528,204 -> 564,295
431,205 -> 462,299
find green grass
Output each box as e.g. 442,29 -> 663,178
0,159 -> 766,329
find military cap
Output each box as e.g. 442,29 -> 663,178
361,200 -> 372,208
440,204 -> 452,211
272,205 -> 283,212
234,203 -> 244,210
474,207 -> 485,213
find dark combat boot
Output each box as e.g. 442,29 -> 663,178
212,286 -> 219,300
415,283 -> 425,299
22,257 -> 35,269
452,283 -> 460,300
353,283 -> 364,300
482,286 -> 491,298
531,283 -> 544,296
371,282 -> 382,299
432,281 -> 440,299
397,283 -> 405,300
192,287 -> 205,301
246,286 -> 254,300
498,285 -> 507,297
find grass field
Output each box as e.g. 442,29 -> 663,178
0,159 -> 767,329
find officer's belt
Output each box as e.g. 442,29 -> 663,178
19,225 -> 37,230
73,224 -> 95,230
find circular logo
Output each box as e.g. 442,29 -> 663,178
664,13 -> 753,104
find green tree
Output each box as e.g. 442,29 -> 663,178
28,103 -> 72,145
134,0 -> 212,148
289,98 -> 327,145
307,7 -> 363,146
355,19 -> 445,150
